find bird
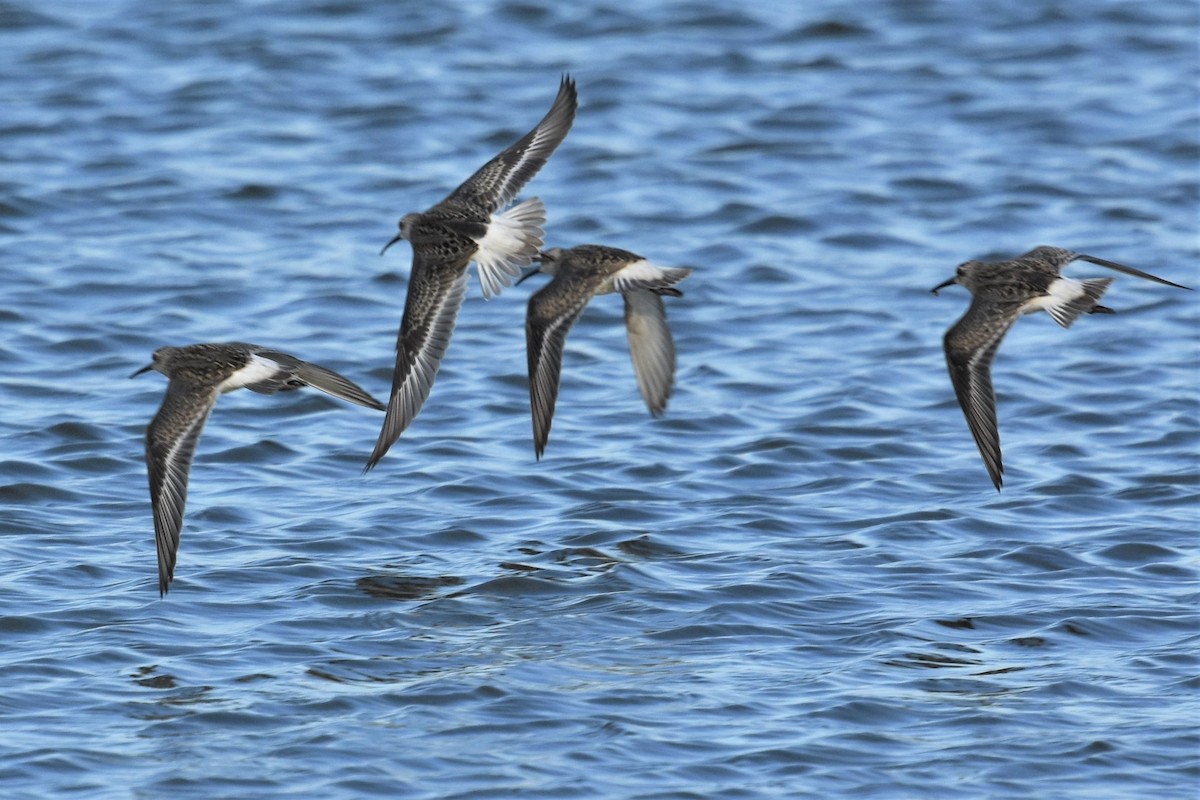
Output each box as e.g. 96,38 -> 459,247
366,75 -> 578,470
931,245 -> 1191,490
132,342 -> 385,596
517,244 -> 693,459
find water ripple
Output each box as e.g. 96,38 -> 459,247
0,0 -> 1196,798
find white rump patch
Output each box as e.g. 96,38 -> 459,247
611,260 -> 689,294
1024,277 -> 1083,317
219,353 -> 280,392
474,197 -> 545,300
614,259 -> 658,284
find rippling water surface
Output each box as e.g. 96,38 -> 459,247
1,1 -> 1197,797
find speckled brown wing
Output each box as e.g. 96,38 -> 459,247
445,75 -> 577,212
943,297 -> 1023,491
145,377 -> 219,596
366,250 -> 471,470
525,269 -> 603,460
1021,246 -> 1190,290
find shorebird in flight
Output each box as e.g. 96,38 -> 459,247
367,76 -> 578,470
518,244 -> 692,459
133,342 -> 384,595
931,245 -> 1190,490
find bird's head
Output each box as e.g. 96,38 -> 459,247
130,346 -> 177,378
931,260 -> 983,295
517,248 -> 565,285
380,213 -> 421,256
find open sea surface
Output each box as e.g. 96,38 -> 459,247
1,1 -> 1197,797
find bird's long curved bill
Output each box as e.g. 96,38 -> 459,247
930,277 -> 957,295
380,233 -> 404,256
516,266 -> 541,286
130,363 -> 154,378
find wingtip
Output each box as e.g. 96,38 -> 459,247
988,464 -> 1003,491
556,73 -> 579,112
363,434 -> 389,473
364,429 -> 398,472
1076,253 -> 1193,291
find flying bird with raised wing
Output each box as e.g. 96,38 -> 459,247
367,76 -> 578,470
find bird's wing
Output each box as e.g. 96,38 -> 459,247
943,298 -> 1023,491
446,75 -> 577,212
525,272 -> 595,459
237,350 -> 381,408
145,378 -> 218,595
293,361 -> 386,411
366,252 -> 471,469
623,290 -> 676,416
1075,253 -> 1192,290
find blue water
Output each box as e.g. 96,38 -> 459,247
1,0 -> 1197,797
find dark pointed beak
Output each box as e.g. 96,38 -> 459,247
130,363 -> 154,378
380,232 -> 404,256
930,276 -> 957,296
515,265 -> 542,286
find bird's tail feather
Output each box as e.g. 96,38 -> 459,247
475,197 -> 546,300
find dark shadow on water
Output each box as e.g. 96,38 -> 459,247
356,574 -> 465,601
